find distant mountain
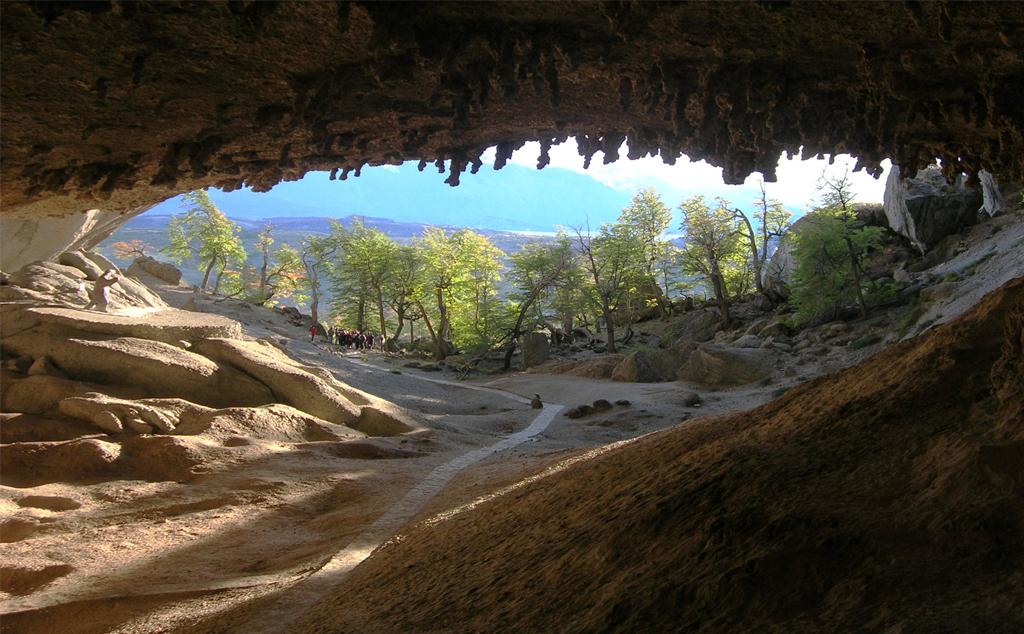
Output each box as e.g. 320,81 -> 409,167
99,213 -> 563,290
145,162 -> 634,232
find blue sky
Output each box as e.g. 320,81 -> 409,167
149,138 -> 890,232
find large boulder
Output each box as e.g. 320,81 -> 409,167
58,249 -> 105,280
676,344 -> 774,387
550,355 -> 624,379
192,338 -> 362,426
667,308 -> 722,345
2,332 -> 275,409
5,260 -> 167,310
127,256 -> 183,285
521,332 -> 550,368
173,404 -> 363,442
7,306 -> 241,344
883,165 -> 983,253
761,214 -> 826,300
611,348 -> 684,383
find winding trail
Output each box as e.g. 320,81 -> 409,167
40,355 -> 566,633
172,357 -> 565,633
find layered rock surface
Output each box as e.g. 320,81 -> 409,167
3,1 -> 1023,223
0,251 -> 420,487
295,277 -> 1024,634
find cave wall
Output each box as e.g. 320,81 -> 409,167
2,1 -> 1023,261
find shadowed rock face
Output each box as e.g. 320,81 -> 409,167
3,1 -> 1024,221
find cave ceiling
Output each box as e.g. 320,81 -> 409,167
2,1 -> 1023,218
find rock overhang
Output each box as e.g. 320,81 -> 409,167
2,0 -> 1023,219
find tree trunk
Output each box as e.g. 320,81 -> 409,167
213,258 -> 226,294
602,300 -> 617,353
736,210 -> 764,294
309,279 -> 320,326
258,247 -> 269,302
844,236 -> 869,319
375,284 -> 387,338
707,248 -> 732,328
200,258 -> 217,291
434,287 -> 449,360
417,301 -> 438,350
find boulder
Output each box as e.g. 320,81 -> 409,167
174,404 -> 364,442
883,165 -> 983,253
58,250 -> 105,280
521,332 -> 550,368
6,260 -> 167,310
667,308 -> 722,345
2,332 -> 274,408
761,214 -> 825,299
732,334 -> 762,348
127,256 -> 183,285
0,437 -> 122,487
7,262 -> 90,305
611,348 -> 683,383
677,344 -> 774,387
550,355 -> 624,379
192,338 -> 362,426
1,374 -> 99,414
58,393 -> 188,434
85,251 -> 120,273
11,305 -> 241,344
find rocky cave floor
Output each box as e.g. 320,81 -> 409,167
1,210 -> 1023,633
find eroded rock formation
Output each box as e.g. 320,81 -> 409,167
3,1 -> 1023,225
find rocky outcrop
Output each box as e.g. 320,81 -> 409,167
127,256 -> 183,285
883,165 -> 984,253
3,3 -> 1023,249
676,344 -> 774,387
667,308 -> 721,345
0,210 -> 133,272
611,348 -> 683,383
521,332 -> 550,369
761,218 -> 800,300
3,259 -> 167,310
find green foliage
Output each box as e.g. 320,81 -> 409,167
678,195 -> 746,324
788,171 -> 883,324
250,224 -> 307,305
163,190 -> 246,291
414,227 -> 506,356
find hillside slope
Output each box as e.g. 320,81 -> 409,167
297,277 -> 1024,633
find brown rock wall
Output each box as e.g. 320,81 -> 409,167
3,2 -> 1023,218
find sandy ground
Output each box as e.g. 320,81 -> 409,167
9,209 -> 1018,633
0,279 -> 795,633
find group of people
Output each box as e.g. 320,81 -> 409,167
310,325 -> 386,351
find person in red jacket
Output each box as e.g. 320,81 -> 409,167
309,324 -> 317,342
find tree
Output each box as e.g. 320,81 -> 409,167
732,180 -> 792,297
502,238 -> 573,369
252,224 -> 306,305
299,232 -> 338,326
414,227 -> 505,359
574,222 -> 644,353
163,190 -> 245,292
679,196 -> 744,327
789,170 -> 883,323
617,188 -> 674,316
111,239 -> 151,262
334,220 -> 398,338
383,245 -> 422,349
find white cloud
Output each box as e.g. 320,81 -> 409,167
482,138 -> 889,214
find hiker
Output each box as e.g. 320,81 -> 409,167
366,333 -> 375,350
309,324 -> 317,342
84,269 -> 119,312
